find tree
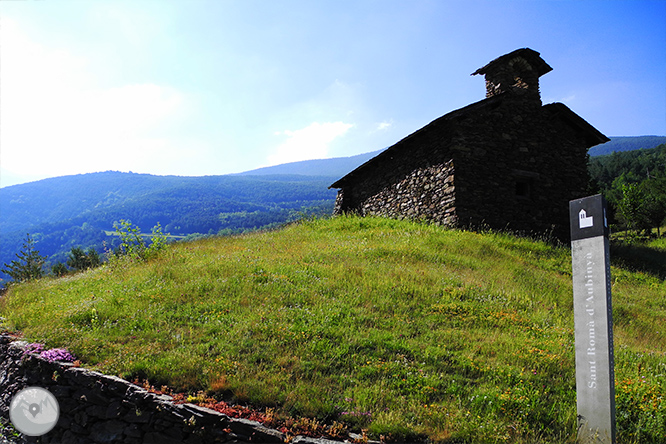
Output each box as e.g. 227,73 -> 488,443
1,234 -> 46,282
616,183 -> 648,234
67,247 -> 101,271
114,219 -> 146,258
52,262 -> 69,277
642,178 -> 666,236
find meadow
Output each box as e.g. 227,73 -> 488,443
1,216 -> 665,443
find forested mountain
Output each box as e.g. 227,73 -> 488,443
1,172 -> 338,234
1,172 -> 338,280
588,136 -> 666,156
589,144 -> 666,189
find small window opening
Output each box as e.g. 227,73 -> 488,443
515,180 -> 532,198
512,169 -> 539,200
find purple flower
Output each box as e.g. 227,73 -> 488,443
40,348 -> 75,363
23,343 -> 45,357
22,343 -> 76,362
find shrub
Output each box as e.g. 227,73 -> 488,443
112,220 -> 169,262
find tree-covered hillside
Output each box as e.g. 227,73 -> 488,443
589,143 -> 666,233
588,136 -> 666,156
0,172 -> 338,281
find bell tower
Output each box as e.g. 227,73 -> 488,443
472,48 -> 553,101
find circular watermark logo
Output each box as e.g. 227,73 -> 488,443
9,387 -> 60,436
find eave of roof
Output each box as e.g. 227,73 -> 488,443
542,102 -> 610,148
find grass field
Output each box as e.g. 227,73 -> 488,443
2,216 -> 665,443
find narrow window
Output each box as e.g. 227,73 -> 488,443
512,169 -> 539,200
516,180 -> 531,198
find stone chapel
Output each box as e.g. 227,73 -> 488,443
329,48 -> 609,240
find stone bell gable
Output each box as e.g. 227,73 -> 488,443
329,48 -> 609,240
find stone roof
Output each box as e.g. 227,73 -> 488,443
471,48 -> 553,78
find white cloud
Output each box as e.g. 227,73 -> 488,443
268,121 -> 353,165
0,18 -> 191,184
376,120 -> 393,131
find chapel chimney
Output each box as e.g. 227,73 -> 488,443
472,48 -> 552,101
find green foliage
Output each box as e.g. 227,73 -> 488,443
112,220 -> 169,262
67,247 -> 102,271
590,144 -> 666,234
51,262 -> 69,277
114,219 -> 146,258
616,183 -> 650,233
2,216 -> 665,443
0,420 -> 21,441
148,223 -> 168,256
643,178 -> 666,236
1,234 -> 46,283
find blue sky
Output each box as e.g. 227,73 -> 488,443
1,0 -> 664,187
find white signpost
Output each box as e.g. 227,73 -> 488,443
569,195 -> 616,444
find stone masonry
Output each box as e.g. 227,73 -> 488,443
359,161 -> 456,226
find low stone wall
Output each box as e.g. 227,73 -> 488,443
0,335 -> 349,444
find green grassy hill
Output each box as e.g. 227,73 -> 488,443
1,216 -> 665,443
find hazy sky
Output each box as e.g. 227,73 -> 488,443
1,0 -> 665,187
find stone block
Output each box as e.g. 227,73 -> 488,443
87,404 -> 108,419
89,420 -> 128,443
228,418 -> 285,443
60,429 -> 85,444
73,411 -> 88,427
176,403 -> 229,426
143,432 -> 187,444
123,407 -> 151,424
124,423 -> 145,438
105,400 -> 124,419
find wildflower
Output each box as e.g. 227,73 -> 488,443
40,348 -> 76,363
23,343 -> 45,357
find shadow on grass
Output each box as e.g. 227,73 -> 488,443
610,242 -> 666,280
